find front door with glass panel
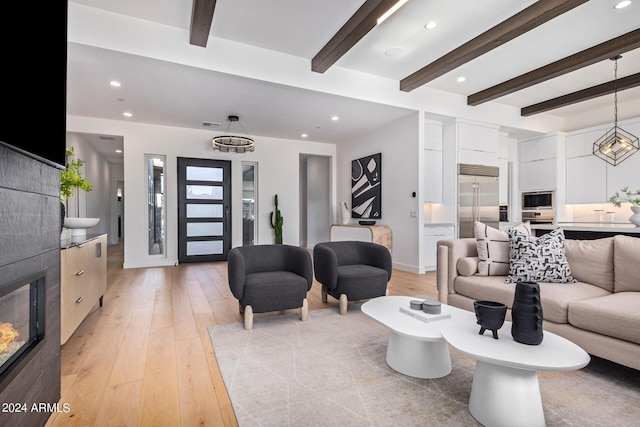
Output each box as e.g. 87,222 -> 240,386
177,158 -> 231,263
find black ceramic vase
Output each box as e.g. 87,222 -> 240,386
474,300 -> 507,339
511,281 -> 544,345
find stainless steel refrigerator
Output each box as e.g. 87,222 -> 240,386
458,164 -> 499,238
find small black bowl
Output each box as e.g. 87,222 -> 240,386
474,300 -> 507,339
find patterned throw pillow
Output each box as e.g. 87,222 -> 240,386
474,221 -> 532,276
507,227 -> 576,283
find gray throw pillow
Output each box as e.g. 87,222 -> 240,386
507,227 -> 576,283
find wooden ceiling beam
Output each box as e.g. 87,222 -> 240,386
469,29 -> 640,106
521,72 -> 640,116
312,0 -> 400,74
190,0 -> 217,47
399,0 -> 588,92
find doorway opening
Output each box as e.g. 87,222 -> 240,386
117,179 -> 124,240
299,155 -> 331,249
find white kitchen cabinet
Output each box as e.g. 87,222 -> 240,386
565,123 -> 640,202
458,122 -> 499,153
519,134 -> 562,192
566,129 -> 608,158
443,119 -> 499,167
458,149 -> 499,167
565,156 -> 607,203
424,225 -> 454,271
565,130 -> 607,203
424,121 -> 443,151
458,121 -> 499,167
607,159 -> 640,198
424,149 -> 443,203
520,158 -> 557,191
520,135 -> 557,162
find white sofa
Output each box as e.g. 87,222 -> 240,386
436,234 -> 640,371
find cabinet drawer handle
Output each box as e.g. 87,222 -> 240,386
76,296 -> 84,304
75,270 -> 85,276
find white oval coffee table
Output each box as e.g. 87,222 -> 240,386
441,320 -> 590,427
361,296 -> 475,378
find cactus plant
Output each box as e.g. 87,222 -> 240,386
269,194 -> 284,244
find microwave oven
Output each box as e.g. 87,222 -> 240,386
522,191 -> 555,210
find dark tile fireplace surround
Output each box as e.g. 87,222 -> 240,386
0,143 -> 61,426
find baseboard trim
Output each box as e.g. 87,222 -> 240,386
392,262 -> 422,274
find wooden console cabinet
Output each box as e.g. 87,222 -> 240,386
330,224 -> 392,253
60,234 -> 107,344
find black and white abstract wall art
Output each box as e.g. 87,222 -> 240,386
351,153 -> 381,219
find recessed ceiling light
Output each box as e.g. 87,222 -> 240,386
109,80 -> 121,87
457,76 -> 466,83
425,21 -> 438,30
301,134 -> 308,138
614,0 -> 632,9
115,149 -> 122,153
331,116 -> 339,121
385,47 -> 404,57
123,112 -> 132,117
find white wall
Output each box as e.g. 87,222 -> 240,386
67,115 -> 336,269
337,112 -> 422,273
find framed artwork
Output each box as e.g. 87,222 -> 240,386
351,153 -> 381,219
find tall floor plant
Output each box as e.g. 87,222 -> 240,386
270,194 -> 283,244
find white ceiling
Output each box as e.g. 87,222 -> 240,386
67,0 -> 640,163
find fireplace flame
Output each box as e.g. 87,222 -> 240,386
0,322 -> 20,353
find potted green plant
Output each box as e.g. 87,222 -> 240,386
60,147 -> 93,201
609,186 -> 640,226
60,147 -> 95,232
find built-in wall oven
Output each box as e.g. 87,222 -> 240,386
522,191 -> 555,224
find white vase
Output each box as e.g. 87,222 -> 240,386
340,202 -> 350,225
629,206 -> 640,227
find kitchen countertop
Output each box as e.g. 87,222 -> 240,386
61,233 -> 107,249
532,223 -> 640,233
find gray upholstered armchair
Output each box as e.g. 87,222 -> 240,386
313,241 -> 392,314
227,244 -> 313,329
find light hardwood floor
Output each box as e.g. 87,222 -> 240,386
47,241 -> 438,427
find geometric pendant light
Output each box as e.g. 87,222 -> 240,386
212,115 -> 255,153
592,55 -> 639,166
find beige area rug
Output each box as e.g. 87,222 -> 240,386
208,306 -> 640,427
